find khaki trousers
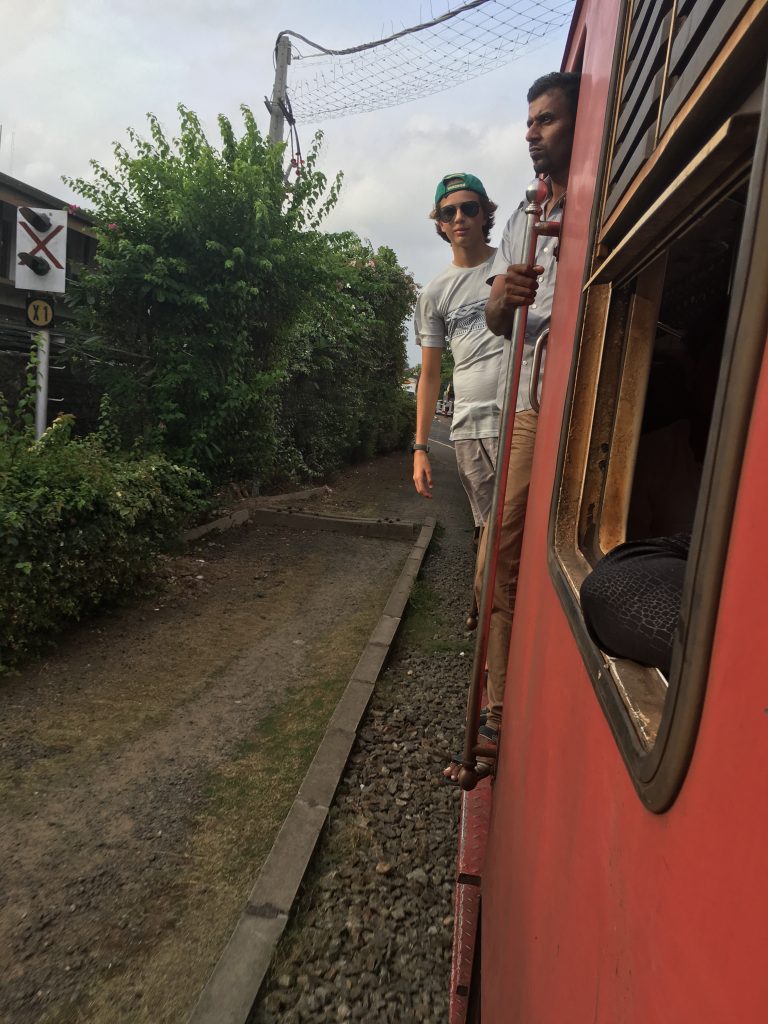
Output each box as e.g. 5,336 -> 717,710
474,410 -> 538,732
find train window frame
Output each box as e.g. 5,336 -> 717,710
547,74 -> 768,813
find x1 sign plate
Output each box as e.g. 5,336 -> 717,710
27,296 -> 55,329
15,208 -> 68,294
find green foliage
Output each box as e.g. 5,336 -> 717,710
279,234 -> 416,476
65,105 -> 344,483
0,378 -> 205,668
64,105 -> 415,486
2,108 -> 418,665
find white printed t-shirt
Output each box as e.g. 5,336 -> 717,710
414,249 -> 503,441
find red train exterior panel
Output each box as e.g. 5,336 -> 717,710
479,0 -> 768,1020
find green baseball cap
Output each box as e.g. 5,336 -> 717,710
434,172 -> 488,205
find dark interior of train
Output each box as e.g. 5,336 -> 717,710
578,182 -> 750,683
625,183 -> 748,541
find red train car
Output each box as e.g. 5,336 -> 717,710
452,0 -> 768,1020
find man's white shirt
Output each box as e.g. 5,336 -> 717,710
488,197 -> 563,413
415,249 -> 503,441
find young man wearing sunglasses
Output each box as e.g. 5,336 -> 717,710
412,173 -> 504,538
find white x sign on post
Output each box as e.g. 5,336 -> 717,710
15,207 -> 68,294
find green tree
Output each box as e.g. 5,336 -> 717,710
65,105 -> 341,483
278,233 -> 417,477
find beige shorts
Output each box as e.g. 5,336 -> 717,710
454,437 -> 499,527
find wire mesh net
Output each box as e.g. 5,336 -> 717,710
285,1 -> 576,124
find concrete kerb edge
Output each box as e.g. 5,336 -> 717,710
187,515 -> 436,1024
182,508 -> 250,543
182,507 -> 422,545
249,508 -> 419,541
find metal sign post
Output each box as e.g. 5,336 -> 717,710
14,207 -> 67,438
34,331 -> 50,438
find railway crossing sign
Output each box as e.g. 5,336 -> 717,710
15,207 -> 68,294
26,295 -> 55,329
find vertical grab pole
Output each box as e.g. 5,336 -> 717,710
459,178 -> 549,790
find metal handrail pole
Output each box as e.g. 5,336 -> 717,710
459,178 -> 548,789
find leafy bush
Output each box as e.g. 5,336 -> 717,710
277,235 -> 416,478
64,106 -> 415,487
0,384 -> 205,668
64,106 -> 343,483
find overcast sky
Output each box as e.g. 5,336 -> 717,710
3,1 -> 571,364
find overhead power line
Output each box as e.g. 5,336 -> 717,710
277,1 -> 576,124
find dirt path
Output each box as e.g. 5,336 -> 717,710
0,447 -> 449,1024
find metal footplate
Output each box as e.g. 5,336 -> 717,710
449,777 -> 493,1023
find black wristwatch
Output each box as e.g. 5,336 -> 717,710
411,443 -> 430,454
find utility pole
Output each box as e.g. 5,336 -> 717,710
269,34 -> 292,143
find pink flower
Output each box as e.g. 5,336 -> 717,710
67,203 -> 80,213
107,222 -> 118,231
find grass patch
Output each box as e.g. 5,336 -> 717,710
400,580 -> 444,637
194,670 -> 349,883
398,579 -> 466,654
187,589 -> 390,889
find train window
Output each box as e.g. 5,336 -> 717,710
586,188 -> 746,561
549,68 -> 768,810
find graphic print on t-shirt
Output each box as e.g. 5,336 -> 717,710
413,251 -> 501,440
445,299 -> 487,343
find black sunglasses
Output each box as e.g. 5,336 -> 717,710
437,200 -> 481,222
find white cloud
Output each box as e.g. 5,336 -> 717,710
1,0 -> 570,364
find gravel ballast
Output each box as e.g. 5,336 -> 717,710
250,429 -> 477,1023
